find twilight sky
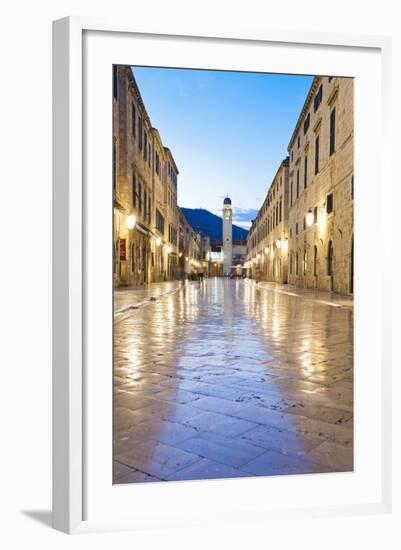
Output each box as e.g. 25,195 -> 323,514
132,66 -> 313,229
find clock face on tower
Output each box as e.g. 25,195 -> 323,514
224,209 -> 231,220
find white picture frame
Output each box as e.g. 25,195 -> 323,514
52,16 -> 392,534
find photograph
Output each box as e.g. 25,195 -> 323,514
112,64 -> 354,484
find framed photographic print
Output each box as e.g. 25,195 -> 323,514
52,17 -> 392,534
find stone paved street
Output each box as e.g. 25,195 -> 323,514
113,278 -> 353,483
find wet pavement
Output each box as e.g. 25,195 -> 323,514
113,278 -> 353,483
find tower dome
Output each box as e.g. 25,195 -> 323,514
223,196 -> 232,205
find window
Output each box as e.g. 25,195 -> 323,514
279,199 -> 282,222
313,206 -> 318,224
295,253 -> 299,275
315,135 -> 320,174
138,117 -> 143,150
296,170 -> 300,198
326,192 -> 334,214
314,84 -> 323,112
144,190 -> 147,219
327,240 -> 334,276
303,113 -> 310,134
351,175 -> 354,199
304,155 -> 308,188
148,144 -> 151,166
330,107 -> 336,155
131,243 -> 136,272
313,245 -> 318,276
138,181 -> 142,212
290,181 -> 293,206
291,150 -> 294,162
289,228 -> 292,238
328,76 -> 334,83
132,173 -> 136,207
113,66 -> 118,100
303,250 -> 307,275
144,132 -> 148,161
155,152 -> 160,175
156,209 -> 165,235
132,103 -> 136,137
297,135 -> 300,149
169,224 -> 177,245
295,222 -> 298,235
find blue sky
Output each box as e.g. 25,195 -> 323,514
132,66 -> 313,229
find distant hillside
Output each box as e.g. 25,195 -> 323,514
181,208 -> 248,241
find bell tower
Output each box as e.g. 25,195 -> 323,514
222,196 -> 233,276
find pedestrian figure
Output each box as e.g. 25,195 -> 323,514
254,265 -> 261,284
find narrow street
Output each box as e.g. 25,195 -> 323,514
114,278 -> 353,483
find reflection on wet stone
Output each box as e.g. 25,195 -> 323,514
114,279 -> 353,482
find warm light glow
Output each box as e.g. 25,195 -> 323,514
276,239 -> 281,249
282,239 -> 288,252
179,252 -> 182,257
264,247 -> 269,255
126,214 -> 136,230
166,245 -> 172,254
185,257 -> 189,262
318,207 -> 326,232
155,236 -> 162,246
306,211 -> 314,227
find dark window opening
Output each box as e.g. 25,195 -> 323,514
303,113 -> 310,134
132,173 -> 136,207
313,245 -> 318,276
330,107 -> 336,156
132,103 -> 136,137
326,192 -> 334,214
327,240 -> 334,276
314,84 -> 323,112
315,135 -> 320,174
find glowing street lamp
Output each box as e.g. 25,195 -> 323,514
155,236 -> 162,246
276,239 -> 281,249
264,247 -> 269,255
179,252 -> 182,258
126,214 -> 136,230
166,245 -> 172,254
306,210 -> 314,227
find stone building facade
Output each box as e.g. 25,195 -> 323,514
246,158 -> 290,283
287,76 -> 354,293
178,208 -> 202,277
113,65 -> 197,287
246,76 -> 353,294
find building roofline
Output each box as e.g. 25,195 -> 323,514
164,147 -> 179,174
287,76 -> 321,150
128,67 -> 179,172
